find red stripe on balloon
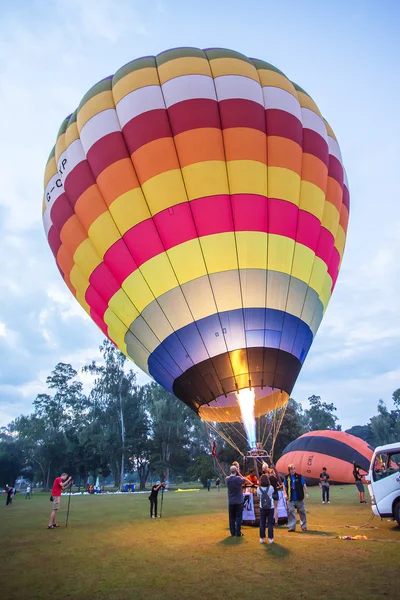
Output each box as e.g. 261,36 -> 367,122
86,132 -> 129,179
123,109 -> 171,154
342,186 -> 350,212
219,99 -> 266,132
265,110 -> 302,146
51,195 -> 74,232
328,155 -> 344,187
104,239 -> 138,286
153,202 -> 198,249
303,129 -> 329,165
296,210 -> 320,252
124,218 -> 165,266
64,161 -> 95,206
167,98 -> 221,135
48,226 -> 62,257
89,263 -> 120,306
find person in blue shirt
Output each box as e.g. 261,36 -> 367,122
284,463 -> 309,532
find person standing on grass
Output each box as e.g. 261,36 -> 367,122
225,465 -> 249,537
353,463 -> 367,503
26,485 -> 31,499
207,478 -> 211,491
149,481 -> 165,518
257,474 -> 275,544
320,467 -> 330,504
6,485 -> 13,506
266,466 -> 283,526
216,477 -> 221,492
284,464 -> 309,532
48,473 -> 73,529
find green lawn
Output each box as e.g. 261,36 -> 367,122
1,485 -> 399,600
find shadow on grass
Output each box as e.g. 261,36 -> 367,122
264,543 -> 290,559
219,535 -> 246,545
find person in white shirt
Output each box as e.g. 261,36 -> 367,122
26,485 -> 31,499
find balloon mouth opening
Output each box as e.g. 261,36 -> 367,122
198,387 -> 289,423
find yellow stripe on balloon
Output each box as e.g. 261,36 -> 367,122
77,91 -> 115,132
209,58 -> 259,81
268,167 -> 301,204
141,169 -> 187,215
167,239 -> 207,284
139,253 -> 178,298
256,70 -> 297,97
65,121 -> 80,148
73,238 -> 102,279
182,161 -> 229,199
55,133 -> 66,164
103,309 -> 129,355
321,201 -> 340,238
296,91 -> 323,118
268,234 -> 295,274
291,244 -> 315,282
108,188 -> 151,235
88,212 -> 121,258
158,56 -> 211,84
44,157 -> 57,189
112,68 -> 159,104
227,160 -> 267,195
69,265 -> 90,313
108,287 -> 140,328
335,225 -> 346,258
236,231 -> 268,270
309,258 -> 328,298
122,270 -> 155,314
200,232 -> 238,273
299,180 -> 325,219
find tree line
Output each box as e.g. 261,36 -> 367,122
0,340 -> 399,489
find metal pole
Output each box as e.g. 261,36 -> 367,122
160,489 -> 164,518
65,483 -> 72,528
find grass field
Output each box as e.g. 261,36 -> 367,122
1,485 -> 399,600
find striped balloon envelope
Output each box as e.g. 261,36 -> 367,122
42,47 -> 349,445
276,431 -> 374,485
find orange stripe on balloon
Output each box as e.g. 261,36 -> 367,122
131,137 -> 180,184
75,185 -> 107,231
267,136 -> 302,175
174,128 -> 225,167
56,245 -> 75,277
223,127 -> 267,163
339,206 -> 349,232
325,176 -> 343,212
302,153 -> 328,193
59,216 -> 87,256
96,158 -> 140,206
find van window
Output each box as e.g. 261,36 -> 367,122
372,453 -> 388,481
387,452 -> 400,476
372,452 -> 400,481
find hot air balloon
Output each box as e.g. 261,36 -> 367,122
276,431 -> 373,485
42,47 -> 349,458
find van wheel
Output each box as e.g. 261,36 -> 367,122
394,501 -> 400,526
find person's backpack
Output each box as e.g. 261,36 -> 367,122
259,487 -> 273,510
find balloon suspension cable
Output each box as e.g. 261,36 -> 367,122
204,402 -> 250,449
204,415 -> 246,456
204,423 -> 228,478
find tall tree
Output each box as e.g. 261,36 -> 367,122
369,399 -> 400,446
303,395 -> 341,432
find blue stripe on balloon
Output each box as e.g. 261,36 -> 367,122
148,308 -> 313,392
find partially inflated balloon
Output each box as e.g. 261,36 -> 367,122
276,431 -> 373,485
43,47 -> 349,428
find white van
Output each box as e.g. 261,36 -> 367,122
366,442 -> 400,525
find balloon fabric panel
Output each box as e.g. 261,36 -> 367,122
43,47 -> 349,422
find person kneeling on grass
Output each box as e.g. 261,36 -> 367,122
284,464 -> 308,532
149,482 -> 165,518
48,473 -> 73,529
257,474 -> 275,544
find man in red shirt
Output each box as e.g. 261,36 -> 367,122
48,473 -> 73,529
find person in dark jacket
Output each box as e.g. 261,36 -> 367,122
149,482 -> 165,518
225,465 -> 249,537
284,464 -> 309,532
